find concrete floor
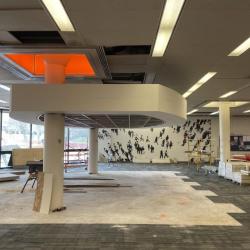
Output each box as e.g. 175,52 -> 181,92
0,169 -> 244,226
1,163 -> 250,249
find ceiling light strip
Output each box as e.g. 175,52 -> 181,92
204,101 -> 248,108
210,111 -> 219,115
152,0 -> 185,57
0,84 -> 10,91
182,72 -> 217,98
228,37 -> 250,56
41,0 -> 75,32
187,109 -> 198,115
220,91 -> 237,98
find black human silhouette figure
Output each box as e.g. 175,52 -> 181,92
164,150 -> 168,158
182,138 -> 187,146
154,136 -> 158,144
160,150 -> 164,159
202,131 -> 209,140
176,126 -> 181,133
190,133 -> 196,140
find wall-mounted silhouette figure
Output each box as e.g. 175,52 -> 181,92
160,150 -> 164,159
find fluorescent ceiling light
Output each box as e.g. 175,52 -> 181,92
220,91 -> 237,98
182,72 -> 217,98
228,37 -> 250,56
204,101 -> 248,108
210,111 -> 219,115
243,110 -> 250,113
152,0 -> 185,57
0,100 -> 7,104
0,84 -> 10,91
41,0 -> 75,32
187,109 -> 198,115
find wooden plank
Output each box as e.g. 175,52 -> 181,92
33,172 -> 44,212
64,183 -> 121,188
40,173 -> 53,214
64,177 -> 114,181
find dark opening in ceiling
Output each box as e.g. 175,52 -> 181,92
104,45 -> 151,55
109,72 -> 145,83
9,31 -> 65,44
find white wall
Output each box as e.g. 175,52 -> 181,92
98,116 -> 250,163
98,118 -> 212,162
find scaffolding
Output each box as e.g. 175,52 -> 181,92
185,139 -> 216,171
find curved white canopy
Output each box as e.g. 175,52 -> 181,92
10,83 -> 187,127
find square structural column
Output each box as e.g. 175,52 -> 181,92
88,128 -> 98,174
219,102 -> 231,165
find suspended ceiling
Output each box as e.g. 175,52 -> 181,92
0,0 -> 249,116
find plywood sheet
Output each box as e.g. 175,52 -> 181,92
33,172 -> 44,212
12,148 -> 43,167
0,174 -> 19,182
39,173 -> 53,214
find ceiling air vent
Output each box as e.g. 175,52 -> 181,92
9,31 -> 65,44
106,72 -> 146,83
104,45 -> 151,55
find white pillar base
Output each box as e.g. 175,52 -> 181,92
88,128 -> 98,174
43,113 -> 65,211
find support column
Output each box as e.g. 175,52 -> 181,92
219,103 -> 231,163
88,128 -> 98,174
44,55 -> 70,84
42,55 -> 69,211
43,113 -> 65,210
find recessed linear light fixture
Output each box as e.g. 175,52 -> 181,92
210,111 -> 219,115
41,0 -> 75,32
220,91 -> 238,98
228,37 -> 250,56
182,72 -> 217,98
187,109 -> 198,115
0,84 -> 10,91
152,0 -> 185,57
243,110 -> 250,113
204,101 -> 249,108
0,100 -> 7,104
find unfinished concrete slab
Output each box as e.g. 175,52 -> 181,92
0,171 -> 244,226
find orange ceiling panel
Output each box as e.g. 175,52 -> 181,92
5,54 -> 95,77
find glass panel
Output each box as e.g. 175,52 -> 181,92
65,127 -> 88,164
1,112 -> 30,150
32,124 -> 44,148
64,128 -> 69,150
69,127 -> 88,149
